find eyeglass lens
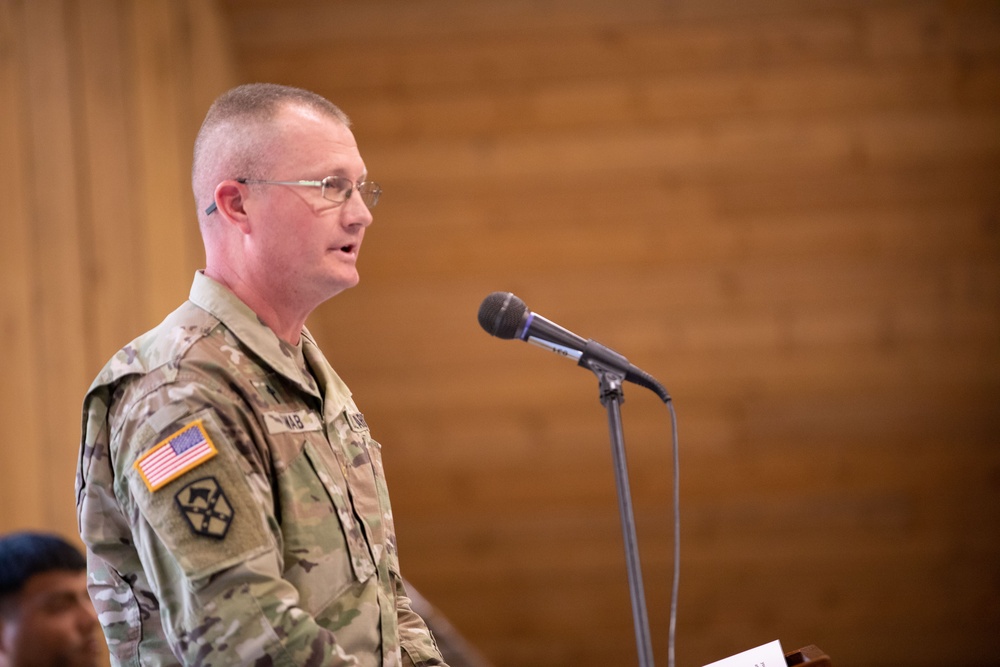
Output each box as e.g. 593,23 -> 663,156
322,177 -> 381,208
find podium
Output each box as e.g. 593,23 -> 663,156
785,645 -> 831,667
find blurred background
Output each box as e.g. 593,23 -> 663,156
1,1 -> 998,665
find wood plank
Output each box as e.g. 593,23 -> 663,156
322,59 -> 1000,141
129,1 -> 202,322
179,0 -> 238,275
222,0 -> 874,50
74,0 -> 148,368
315,333 -> 1000,415
865,1 -> 1000,61
317,252 -> 1000,365
229,2 -> 1000,95
355,201 -> 1000,287
365,161 -> 1000,225
233,11 -> 869,94
351,110 -> 1000,187
0,0 -> 45,532
21,0 -> 90,536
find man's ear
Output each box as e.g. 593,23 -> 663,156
214,180 -> 252,234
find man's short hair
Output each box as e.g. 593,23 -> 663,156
0,532 -> 86,600
200,82 -> 349,130
192,83 -> 351,215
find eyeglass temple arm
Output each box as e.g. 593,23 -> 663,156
203,178 -> 253,215
204,178 -> 374,215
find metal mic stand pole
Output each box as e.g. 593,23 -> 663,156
589,363 -> 655,667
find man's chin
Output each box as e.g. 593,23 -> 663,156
328,270 -> 361,292
315,277 -> 360,305
70,639 -> 102,667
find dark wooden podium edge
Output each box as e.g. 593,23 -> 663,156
785,645 -> 832,667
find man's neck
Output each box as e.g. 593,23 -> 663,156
202,267 -> 310,345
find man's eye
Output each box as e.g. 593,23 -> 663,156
326,177 -> 351,193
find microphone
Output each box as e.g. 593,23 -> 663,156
477,292 -> 670,402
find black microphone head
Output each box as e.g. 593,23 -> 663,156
478,292 -> 528,339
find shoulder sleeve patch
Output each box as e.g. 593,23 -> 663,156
174,476 -> 234,539
134,420 -> 218,492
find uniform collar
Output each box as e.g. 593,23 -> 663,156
188,271 -> 323,399
300,329 -> 353,421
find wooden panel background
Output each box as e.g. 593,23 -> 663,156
0,0 -> 233,545
222,1 -> 1000,666
3,1 -> 999,666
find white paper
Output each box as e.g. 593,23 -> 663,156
702,639 -> 785,667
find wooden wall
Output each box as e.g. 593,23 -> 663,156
223,1 -> 1000,666
0,1 -> 234,538
2,1 -> 999,667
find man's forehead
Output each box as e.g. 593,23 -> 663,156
271,103 -> 355,137
278,100 -> 345,123
21,570 -> 87,598
274,103 -> 352,138
268,115 -> 367,177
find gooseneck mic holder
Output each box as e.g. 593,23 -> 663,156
478,293 -> 669,667
583,355 -> 656,667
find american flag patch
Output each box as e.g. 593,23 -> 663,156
134,420 -> 217,492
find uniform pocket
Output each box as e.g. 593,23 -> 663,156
279,440 -> 376,614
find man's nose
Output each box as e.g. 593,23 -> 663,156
345,188 -> 374,227
78,596 -> 99,630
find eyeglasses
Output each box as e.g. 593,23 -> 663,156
204,176 -> 382,215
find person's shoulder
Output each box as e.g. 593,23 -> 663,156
89,301 -> 221,395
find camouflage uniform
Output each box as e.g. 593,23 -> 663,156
76,272 -> 446,667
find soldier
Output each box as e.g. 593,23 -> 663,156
77,83 -> 447,666
0,532 -> 101,667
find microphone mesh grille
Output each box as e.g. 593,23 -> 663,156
477,292 -> 526,339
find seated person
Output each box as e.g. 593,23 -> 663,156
0,532 -> 101,667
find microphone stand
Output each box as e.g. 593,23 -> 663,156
586,360 -> 655,667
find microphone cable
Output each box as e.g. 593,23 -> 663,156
666,398 -> 680,667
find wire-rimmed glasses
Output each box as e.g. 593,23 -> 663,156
204,176 -> 382,215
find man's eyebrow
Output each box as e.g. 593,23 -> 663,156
323,168 -> 368,182
38,590 -> 80,607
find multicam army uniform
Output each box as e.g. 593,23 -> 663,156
76,272 -> 446,667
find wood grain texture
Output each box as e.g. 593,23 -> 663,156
0,0 -> 234,548
20,0 -> 90,531
222,1 -> 1000,665
1,1 -> 996,666
0,0 -> 46,531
